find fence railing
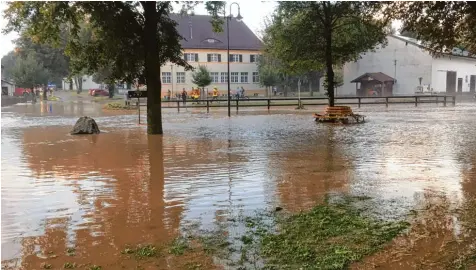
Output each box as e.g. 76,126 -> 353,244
135,95 -> 456,113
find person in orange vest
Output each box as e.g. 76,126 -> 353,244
211,87 -> 219,103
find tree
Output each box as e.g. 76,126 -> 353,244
257,55 -> 279,96
394,2 -> 476,55
3,1 -> 225,134
1,51 -> 18,80
10,53 -> 51,89
191,65 -> 212,98
264,2 -> 392,106
92,65 -> 116,98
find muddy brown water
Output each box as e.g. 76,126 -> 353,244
1,99 -> 476,269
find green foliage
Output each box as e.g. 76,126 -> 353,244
395,2 -> 476,55
191,65 -> 212,89
0,51 -> 17,80
264,1 -> 391,105
169,237 -> 190,255
121,244 -> 159,259
260,201 -> 409,269
10,53 -> 51,88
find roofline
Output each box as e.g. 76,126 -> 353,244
389,35 -> 476,61
1,79 -> 15,85
181,47 -> 262,51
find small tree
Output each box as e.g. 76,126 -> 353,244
10,53 -> 51,90
191,65 -> 212,98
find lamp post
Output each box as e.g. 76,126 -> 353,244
226,2 -> 243,117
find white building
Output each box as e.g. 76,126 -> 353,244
342,35 -> 476,96
161,14 -> 264,97
62,75 -> 102,91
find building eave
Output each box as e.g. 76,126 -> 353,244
389,35 -> 476,61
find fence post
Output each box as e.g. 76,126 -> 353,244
358,97 -> 361,108
267,99 -> 271,111
444,96 -> 447,107
386,97 -> 389,108
207,100 -> 209,113
177,100 -> 180,112
236,99 -> 239,111
138,97 -> 140,124
415,96 -> 418,107
452,96 -> 456,106
435,96 -> 438,106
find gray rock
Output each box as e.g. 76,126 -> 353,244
71,116 -> 100,135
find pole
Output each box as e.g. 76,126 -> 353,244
298,78 -> 301,108
170,64 -> 174,98
227,16 -> 231,117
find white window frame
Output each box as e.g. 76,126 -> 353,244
184,53 -> 196,62
221,72 -> 228,83
240,72 -> 248,83
231,72 -> 239,83
250,55 -> 258,63
231,54 -> 240,62
162,72 -> 171,84
252,72 -> 259,83
209,54 -> 219,62
176,72 -> 185,84
210,72 -> 219,83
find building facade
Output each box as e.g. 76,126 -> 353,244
342,35 -> 476,96
161,14 -> 264,97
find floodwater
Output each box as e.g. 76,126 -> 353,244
1,99 -> 476,269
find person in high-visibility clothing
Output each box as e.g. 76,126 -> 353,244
212,87 -> 219,103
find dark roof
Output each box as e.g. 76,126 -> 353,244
169,14 -> 263,51
351,72 -> 395,83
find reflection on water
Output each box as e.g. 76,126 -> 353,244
1,101 -> 476,269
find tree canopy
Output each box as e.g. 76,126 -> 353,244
192,65 -> 212,90
3,1 -> 225,134
263,1 -> 392,105
9,53 -> 51,89
395,1 -> 476,55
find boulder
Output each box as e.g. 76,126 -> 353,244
71,116 -> 100,135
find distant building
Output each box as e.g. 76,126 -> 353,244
162,14 -> 264,97
64,14 -> 265,97
1,65 -> 15,96
342,35 -> 476,96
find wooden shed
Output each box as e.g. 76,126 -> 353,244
351,72 -> 395,97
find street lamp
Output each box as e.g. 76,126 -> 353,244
227,2 -> 243,117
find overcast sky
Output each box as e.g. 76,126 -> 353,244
0,1 -> 400,59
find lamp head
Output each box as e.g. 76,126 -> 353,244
236,13 -> 243,22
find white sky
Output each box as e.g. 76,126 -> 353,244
0,1 -> 400,59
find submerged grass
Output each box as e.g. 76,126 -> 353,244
259,201 -> 409,269
103,102 -> 136,110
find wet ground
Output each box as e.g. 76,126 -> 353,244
1,95 -> 476,269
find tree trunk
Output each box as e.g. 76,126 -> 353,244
69,80 -> 73,91
324,5 -> 335,107
309,80 -> 313,96
108,83 -> 114,98
143,1 -> 163,134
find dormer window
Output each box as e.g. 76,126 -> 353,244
202,38 -> 222,44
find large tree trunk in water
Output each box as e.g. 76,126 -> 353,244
324,5 -> 335,107
108,83 -> 114,98
143,2 -> 163,134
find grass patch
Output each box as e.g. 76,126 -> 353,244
121,244 -> 159,259
169,237 -> 190,255
260,201 -> 409,269
63,262 -> 76,269
103,102 -> 136,110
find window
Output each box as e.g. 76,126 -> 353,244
240,72 -> 248,83
207,53 -> 221,62
221,72 -> 228,83
210,72 -> 219,83
184,53 -> 198,62
250,55 -> 259,63
162,72 -> 171,84
176,72 -> 185,84
252,72 -> 259,83
231,72 -> 239,83
230,54 -> 242,62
